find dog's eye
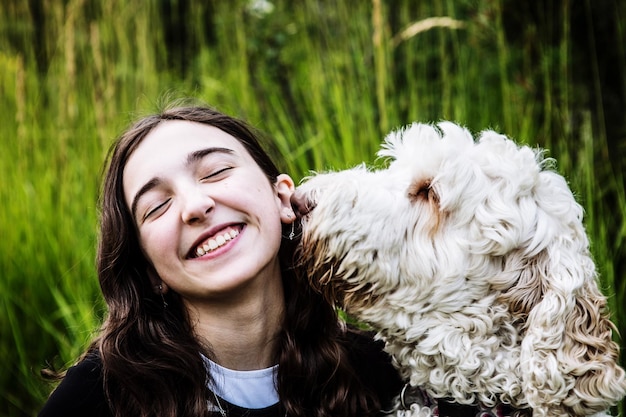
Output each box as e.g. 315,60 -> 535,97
408,180 -> 433,203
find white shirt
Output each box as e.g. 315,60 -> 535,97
204,357 -> 279,409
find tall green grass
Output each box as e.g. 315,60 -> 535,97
1,1 -> 624,416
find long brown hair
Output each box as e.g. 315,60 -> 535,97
92,103 -> 380,417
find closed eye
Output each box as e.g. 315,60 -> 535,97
201,166 -> 233,181
144,198 -> 171,220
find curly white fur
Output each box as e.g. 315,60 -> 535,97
294,122 -> 626,417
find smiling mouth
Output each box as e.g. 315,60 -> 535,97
191,227 -> 241,258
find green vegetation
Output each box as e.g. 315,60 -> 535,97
1,1 -> 624,416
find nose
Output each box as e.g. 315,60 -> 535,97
290,190 -> 316,218
181,187 -> 215,224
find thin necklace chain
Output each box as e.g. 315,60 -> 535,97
211,391 -> 287,417
212,391 -> 227,417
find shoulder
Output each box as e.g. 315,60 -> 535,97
344,327 -> 404,410
38,352 -> 112,417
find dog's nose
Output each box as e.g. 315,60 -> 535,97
291,190 -> 316,218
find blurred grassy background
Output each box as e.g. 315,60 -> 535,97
0,0 -> 624,415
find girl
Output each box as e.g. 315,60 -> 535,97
39,104 -> 402,417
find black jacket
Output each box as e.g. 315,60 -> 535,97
38,330 -> 403,417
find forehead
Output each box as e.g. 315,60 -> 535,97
122,120 -> 250,196
131,120 -> 248,160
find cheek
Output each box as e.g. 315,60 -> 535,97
257,198 -> 284,239
138,223 -> 177,263
261,198 -> 286,248
244,182 -> 285,224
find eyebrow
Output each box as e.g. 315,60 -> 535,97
186,147 -> 234,165
130,147 -> 235,220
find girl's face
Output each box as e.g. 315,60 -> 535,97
122,120 -> 295,304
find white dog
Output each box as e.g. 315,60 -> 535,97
292,122 -> 626,417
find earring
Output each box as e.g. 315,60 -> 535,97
282,213 -> 297,241
158,284 -> 168,309
284,212 -> 296,241
288,221 -> 295,241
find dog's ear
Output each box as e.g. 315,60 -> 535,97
519,242 -> 625,415
499,172 -> 626,415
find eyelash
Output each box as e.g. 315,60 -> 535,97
145,198 -> 171,220
201,166 -> 233,180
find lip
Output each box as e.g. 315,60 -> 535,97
186,223 -> 245,259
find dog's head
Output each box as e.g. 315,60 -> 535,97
293,122 -> 625,415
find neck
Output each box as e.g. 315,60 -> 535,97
185,276 -> 286,370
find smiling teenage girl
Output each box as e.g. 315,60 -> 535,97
38,104 -> 402,417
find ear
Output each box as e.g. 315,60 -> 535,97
146,264 -> 169,295
519,230 -> 626,415
275,174 -> 296,223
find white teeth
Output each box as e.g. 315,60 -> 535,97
194,229 -> 240,257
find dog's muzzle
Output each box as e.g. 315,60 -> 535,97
291,190 -> 316,218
